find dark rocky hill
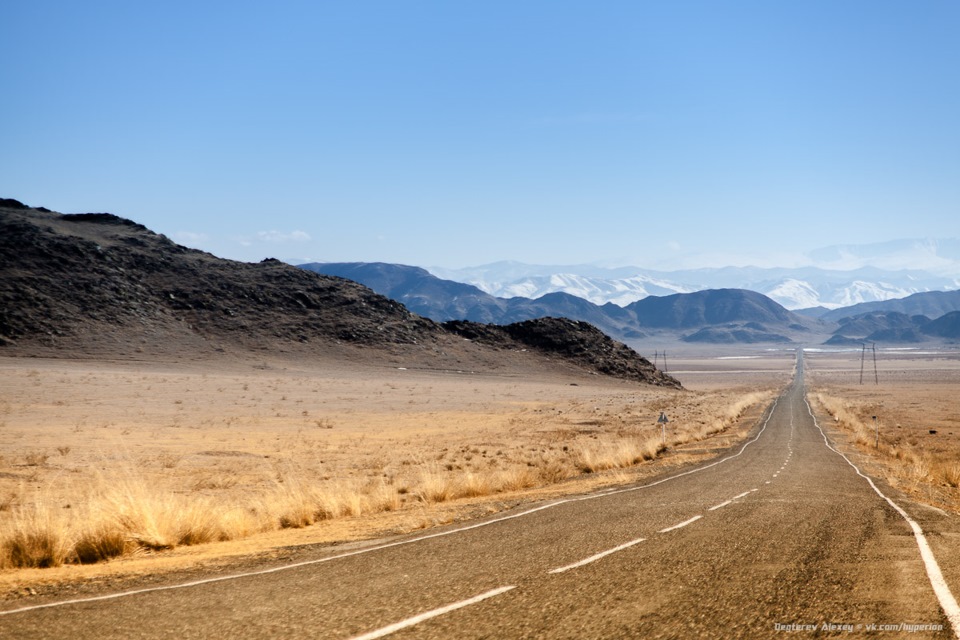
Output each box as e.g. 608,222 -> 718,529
442,318 -> 679,388
0,203 -> 439,355
0,200 -> 676,386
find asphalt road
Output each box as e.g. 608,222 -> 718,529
4,353 -> 960,639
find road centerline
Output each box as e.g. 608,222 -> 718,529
659,515 -> 703,534
345,585 -> 517,640
548,537 -> 647,574
708,490 -> 754,511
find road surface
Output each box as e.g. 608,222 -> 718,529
3,352 -> 960,638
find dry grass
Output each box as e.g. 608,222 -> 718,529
806,349 -> 960,514
811,393 -> 960,502
810,391 -> 960,504
0,356 -> 781,571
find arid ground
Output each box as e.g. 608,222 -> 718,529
4,345 -> 958,599
0,350 -> 792,593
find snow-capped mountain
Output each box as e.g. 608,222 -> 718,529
430,263 -> 959,311
762,279 -> 822,310
481,273 -> 694,307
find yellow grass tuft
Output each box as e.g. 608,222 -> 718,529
1,503 -> 73,568
575,437 -> 664,473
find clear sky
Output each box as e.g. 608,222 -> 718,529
3,1 -> 958,269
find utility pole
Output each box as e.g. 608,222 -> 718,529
652,351 -> 668,373
861,343 -> 878,385
860,342 -> 867,384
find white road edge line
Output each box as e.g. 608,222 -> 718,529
347,586 -> 516,640
548,538 -> 646,574
0,501 -> 557,617
806,397 -> 960,639
0,392 -> 788,617
659,515 -> 702,533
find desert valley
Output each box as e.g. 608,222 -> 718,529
2,200 -> 960,638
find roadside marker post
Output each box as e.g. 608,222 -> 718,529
873,415 -> 878,448
658,412 -> 669,447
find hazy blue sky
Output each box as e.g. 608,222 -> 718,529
3,1 -> 958,269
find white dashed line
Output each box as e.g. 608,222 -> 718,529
659,515 -> 703,533
548,538 -> 647,574
347,586 -> 516,640
708,490 -> 754,511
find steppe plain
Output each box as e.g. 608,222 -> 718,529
2,343 -> 959,601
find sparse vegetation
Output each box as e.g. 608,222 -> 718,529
809,384 -> 960,513
0,359 -> 779,571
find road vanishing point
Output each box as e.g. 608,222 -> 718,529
3,353 -> 960,639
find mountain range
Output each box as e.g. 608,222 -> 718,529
301,262 -> 960,345
824,310 -> 960,345
429,258 -> 960,311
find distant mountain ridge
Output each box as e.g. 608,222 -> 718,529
429,260 -> 960,310
299,262 -> 639,338
825,310 -> 960,344
301,263 -> 818,344
303,262 -> 960,345
819,290 -> 960,322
